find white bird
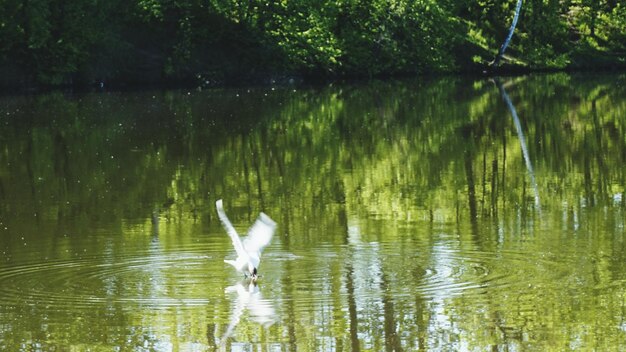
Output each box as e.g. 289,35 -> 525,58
216,199 -> 276,281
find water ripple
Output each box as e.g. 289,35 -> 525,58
412,247 -> 571,298
0,252 -> 216,310
338,242 -> 574,302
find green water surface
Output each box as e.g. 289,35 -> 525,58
0,73 -> 625,351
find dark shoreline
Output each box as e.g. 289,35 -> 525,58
2,62 -> 625,97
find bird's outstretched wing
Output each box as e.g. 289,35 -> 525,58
243,212 -> 276,255
216,199 -> 248,260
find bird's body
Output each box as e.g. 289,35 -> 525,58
216,199 -> 276,280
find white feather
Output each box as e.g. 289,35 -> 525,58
244,212 -> 276,256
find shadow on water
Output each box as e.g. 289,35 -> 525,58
0,73 -> 625,350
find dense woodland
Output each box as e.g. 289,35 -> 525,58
1,0 -> 625,88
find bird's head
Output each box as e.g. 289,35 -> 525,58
248,263 -> 258,281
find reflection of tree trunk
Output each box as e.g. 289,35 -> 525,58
495,78 -> 541,212
338,188 -> 360,352
583,148 -> 594,207
243,139 -> 253,213
206,323 -> 216,349
414,295 -> 429,349
591,99 -> 608,201
502,119 -> 507,212
281,196 -> 293,247
249,137 -> 265,208
270,137 -> 285,181
584,102 -> 598,205
491,159 -> 498,217
412,206 -> 434,348
481,151 -> 487,215
464,148 -> 483,245
346,261 -> 361,352
283,260 -> 298,349
464,152 -> 478,227
381,272 -> 403,352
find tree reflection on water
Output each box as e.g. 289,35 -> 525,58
0,73 -> 625,350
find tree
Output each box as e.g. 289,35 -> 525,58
491,0 -> 523,67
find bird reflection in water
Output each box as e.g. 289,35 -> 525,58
219,280 -> 277,348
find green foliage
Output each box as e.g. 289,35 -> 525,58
0,0 -> 129,85
0,0 -> 625,87
335,0 -> 460,75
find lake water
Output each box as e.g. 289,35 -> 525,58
0,73 -> 625,351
